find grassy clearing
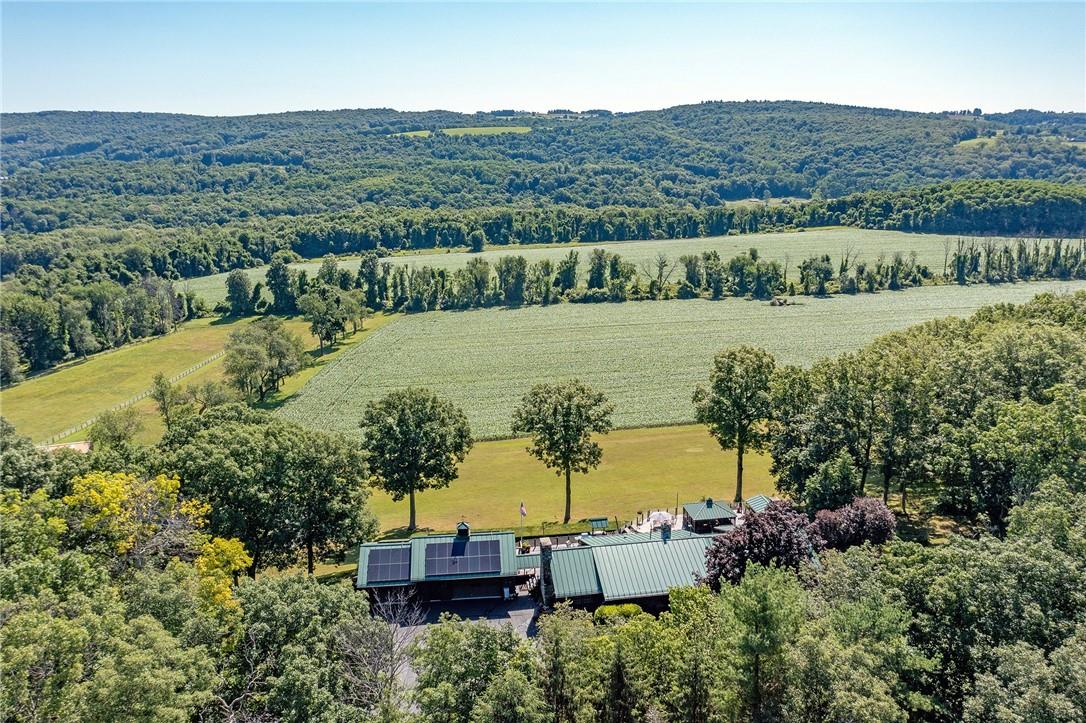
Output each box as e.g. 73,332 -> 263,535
183,228 -> 1001,305
395,125 -> 531,138
6,313 -> 395,445
279,280 -> 1086,441
368,424 -> 775,535
444,125 -> 531,136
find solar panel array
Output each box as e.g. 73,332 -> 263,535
424,539 -> 501,577
366,546 -> 411,583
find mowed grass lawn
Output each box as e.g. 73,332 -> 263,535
369,424 -> 774,535
4,312 -> 396,444
183,228 -> 982,305
279,279 -> 1086,440
1,317 -> 242,442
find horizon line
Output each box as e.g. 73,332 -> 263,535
5,97 -> 1084,118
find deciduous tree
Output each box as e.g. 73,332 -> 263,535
223,316 -> 306,402
359,388 -> 473,531
694,346 -> 775,505
511,379 -> 614,524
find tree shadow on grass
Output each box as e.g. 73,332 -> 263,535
377,526 -> 435,541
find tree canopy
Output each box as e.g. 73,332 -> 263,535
359,388 -> 473,531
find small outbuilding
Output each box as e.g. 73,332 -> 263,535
744,494 -> 774,514
682,498 -> 737,534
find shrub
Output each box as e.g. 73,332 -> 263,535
594,603 -> 643,625
809,497 -> 896,551
804,450 -> 860,514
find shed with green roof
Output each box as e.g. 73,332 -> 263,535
744,495 -> 774,514
682,497 -> 737,533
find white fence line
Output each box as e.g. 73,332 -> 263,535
42,350 -> 226,445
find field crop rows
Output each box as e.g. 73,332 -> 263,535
278,280 -> 1086,440
182,228 -> 989,305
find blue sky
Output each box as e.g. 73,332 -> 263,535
3,2 -> 1083,115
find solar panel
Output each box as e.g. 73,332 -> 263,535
424,539 -> 501,577
366,546 -> 411,583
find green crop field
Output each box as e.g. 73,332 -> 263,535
183,227 -> 1004,305
278,280 -> 1086,440
368,425 -> 775,534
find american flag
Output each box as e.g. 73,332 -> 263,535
520,502 -> 527,518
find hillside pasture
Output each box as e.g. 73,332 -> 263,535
183,227 -> 988,305
278,280 -> 1086,440
0,317 -> 242,442
1,313 -> 393,444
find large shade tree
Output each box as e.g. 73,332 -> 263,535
167,406 -> 373,575
511,379 -> 614,524
694,346 -> 776,506
359,388 -> 473,532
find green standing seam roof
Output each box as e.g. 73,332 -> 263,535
745,495 -> 774,513
549,547 -> 602,599
356,531 -> 517,588
683,500 -> 737,522
548,536 -> 715,602
578,529 -> 703,546
592,537 -> 714,601
515,553 -> 541,570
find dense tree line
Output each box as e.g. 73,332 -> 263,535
802,179 -> 1086,236
4,181 -> 1083,289
303,237 -> 1081,319
3,102 -> 1084,232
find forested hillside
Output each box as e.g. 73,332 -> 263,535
3,102 -> 1084,232
3,102 -> 1085,381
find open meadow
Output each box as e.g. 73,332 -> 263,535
182,227 -> 989,305
0,316 -> 243,442
278,279 -> 1086,440
367,424 -> 775,535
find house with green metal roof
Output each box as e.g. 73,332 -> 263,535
355,523 -> 529,601
682,497 -> 737,533
542,535 -> 714,610
744,494 -> 774,514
